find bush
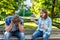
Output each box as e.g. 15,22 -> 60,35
18,8 -> 33,16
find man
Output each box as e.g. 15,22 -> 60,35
4,15 -> 25,40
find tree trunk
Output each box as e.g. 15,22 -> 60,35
51,0 -> 56,21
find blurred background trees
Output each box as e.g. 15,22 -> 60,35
0,0 -> 60,20
0,0 -> 26,20
0,0 -> 60,29
30,0 -> 60,19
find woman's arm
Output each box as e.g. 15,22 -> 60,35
34,20 -> 39,25
30,17 -> 39,25
48,18 -> 52,32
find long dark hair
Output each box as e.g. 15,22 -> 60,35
40,8 -> 48,19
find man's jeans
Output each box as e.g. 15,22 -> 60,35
32,30 -> 50,40
4,31 -> 25,40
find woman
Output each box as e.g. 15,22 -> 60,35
30,9 -> 52,40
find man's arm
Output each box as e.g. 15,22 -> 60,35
5,22 -> 13,32
18,23 -> 24,32
48,18 -> 52,32
5,16 -> 13,32
18,17 -> 24,32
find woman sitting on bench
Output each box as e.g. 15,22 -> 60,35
30,8 -> 52,40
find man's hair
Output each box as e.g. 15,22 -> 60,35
12,15 -> 20,24
40,8 -> 48,19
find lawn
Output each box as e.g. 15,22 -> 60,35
0,21 -> 58,29
0,17 -> 59,29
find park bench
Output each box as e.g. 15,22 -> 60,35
0,22 -> 60,40
0,29 -> 60,34
0,29 -> 60,40
0,35 -> 60,40
53,21 -> 60,28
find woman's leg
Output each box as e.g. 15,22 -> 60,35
43,33 -> 50,40
32,30 -> 43,40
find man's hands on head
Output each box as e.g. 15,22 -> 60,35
6,20 -> 24,32
18,22 -> 24,32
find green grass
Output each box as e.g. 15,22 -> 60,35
0,18 -> 59,29
0,21 -> 58,29
53,18 -> 60,23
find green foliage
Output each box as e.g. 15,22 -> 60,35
0,0 -> 26,20
0,12 -> 6,20
18,8 -> 33,16
0,0 -> 25,14
30,0 -> 60,18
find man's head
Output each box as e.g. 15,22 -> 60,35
12,15 -> 20,24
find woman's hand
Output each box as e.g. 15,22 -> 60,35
44,26 -> 48,31
41,25 -> 48,30
30,17 -> 35,21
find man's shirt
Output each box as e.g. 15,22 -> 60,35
5,16 -> 24,32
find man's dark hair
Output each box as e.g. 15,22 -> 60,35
12,15 -> 20,24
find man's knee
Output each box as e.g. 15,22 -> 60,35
18,32 -> 25,40
19,32 -> 25,37
4,32 -> 11,37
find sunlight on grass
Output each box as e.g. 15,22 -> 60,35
0,21 -> 58,29
53,18 -> 60,23
52,26 -> 58,29
24,22 -> 38,27
24,22 -> 58,29
0,21 -> 5,24
23,17 -> 38,19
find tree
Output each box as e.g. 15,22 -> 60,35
0,0 -> 25,15
30,0 -> 60,19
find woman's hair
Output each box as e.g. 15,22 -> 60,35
12,15 -> 20,24
40,8 -> 48,19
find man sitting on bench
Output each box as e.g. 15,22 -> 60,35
4,15 -> 25,40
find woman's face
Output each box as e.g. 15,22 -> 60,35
40,11 -> 46,18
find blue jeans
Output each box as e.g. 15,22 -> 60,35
32,30 -> 50,40
4,31 -> 25,40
